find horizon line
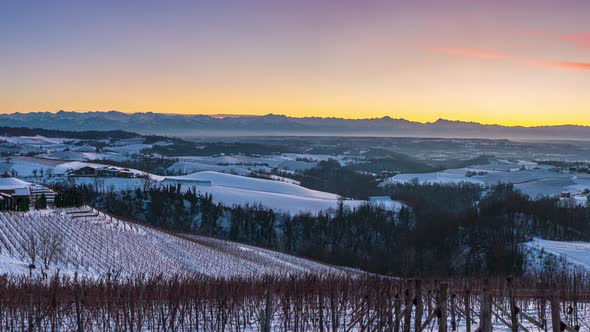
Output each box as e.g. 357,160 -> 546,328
1,109 -> 587,129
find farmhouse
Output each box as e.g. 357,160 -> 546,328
69,166 -> 97,176
0,176 -> 56,206
0,176 -> 31,198
68,165 -> 137,178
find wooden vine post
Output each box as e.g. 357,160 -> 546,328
414,279 -> 423,332
394,293 -> 401,332
464,287 -> 471,332
439,282 -> 448,332
507,276 -> 519,332
480,279 -> 492,332
550,284 -> 561,332
403,281 -> 412,332
262,283 -> 272,332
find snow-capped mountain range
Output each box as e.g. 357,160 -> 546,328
1,110 -> 590,139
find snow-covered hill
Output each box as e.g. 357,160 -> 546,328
166,171 -> 338,199
382,159 -> 590,199
523,238 -> 590,273
0,208 -> 350,279
163,171 -> 403,214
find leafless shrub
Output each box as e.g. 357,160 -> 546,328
39,228 -> 65,269
21,232 -> 38,267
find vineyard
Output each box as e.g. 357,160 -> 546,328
0,208 -> 347,278
0,209 -> 588,331
0,274 -> 588,331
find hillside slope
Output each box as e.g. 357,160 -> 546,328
0,208 -> 351,278
523,238 -> 590,273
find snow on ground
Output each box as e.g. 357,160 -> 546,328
267,174 -> 300,185
63,177 -> 149,192
523,238 -> 590,272
167,161 -> 255,176
383,171 -> 485,186
176,153 -> 330,171
383,160 -> 590,198
42,151 -> 87,161
0,176 -> 31,189
0,156 -> 63,177
0,208 -> 351,278
110,137 -> 146,146
105,143 -> 152,155
0,135 -> 75,145
166,171 -> 338,199
72,145 -> 97,152
81,152 -> 130,162
515,177 -> 578,198
189,184 -> 391,214
53,161 -> 150,177
1,155 -> 134,178
2,153 -> 402,214
163,171 -> 403,214
35,169 -> 402,214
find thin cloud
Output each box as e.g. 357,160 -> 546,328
528,60 -> 590,71
427,46 -> 590,72
557,33 -> 590,50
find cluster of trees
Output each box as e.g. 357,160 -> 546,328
465,170 -> 488,177
288,159 -> 382,199
352,151 -> 437,173
0,196 -> 29,212
51,180 -> 590,276
0,126 -> 140,140
34,194 -> 47,210
91,157 -> 175,175
147,141 -> 290,157
53,187 -> 84,208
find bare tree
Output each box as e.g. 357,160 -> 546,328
22,232 -> 38,267
142,175 -> 154,192
39,229 -> 65,269
94,177 -> 105,192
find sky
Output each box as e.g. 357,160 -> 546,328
1,0 -> 589,126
